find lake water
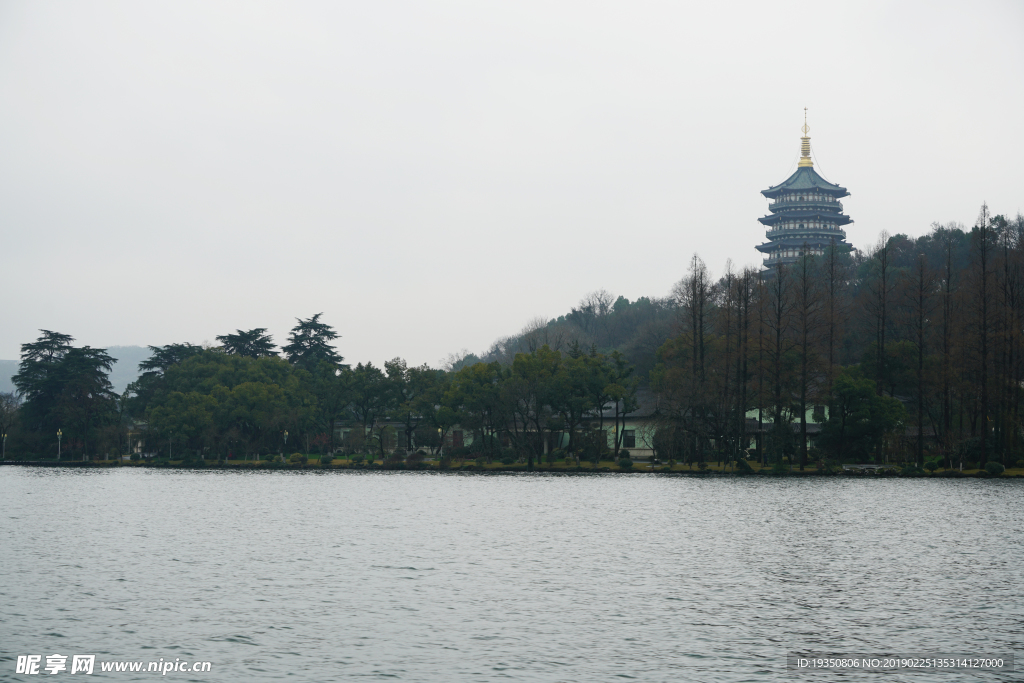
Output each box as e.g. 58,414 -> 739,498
1,468 -> 1021,682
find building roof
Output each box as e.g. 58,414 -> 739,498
761,166 -> 849,199
594,387 -> 660,420
759,211 -> 853,227
755,237 -> 848,253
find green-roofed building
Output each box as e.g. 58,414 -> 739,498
756,114 -> 853,273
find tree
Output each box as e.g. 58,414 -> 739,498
448,361 -> 506,458
822,240 -> 850,395
506,346 -> 563,468
607,386 -> 639,461
904,253 -> 936,466
283,313 -> 343,372
0,392 -> 20,456
138,343 -> 204,375
216,328 -> 278,358
311,361 -> 352,454
141,351 -> 315,459
604,350 -> 639,460
766,263 -> 794,463
793,250 -> 822,469
386,358 -> 444,451
349,362 -> 395,437
818,372 -> 906,461
13,330 -> 74,432
672,254 -> 713,463
972,204 -> 994,467
13,332 -> 118,456
864,232 -> 899,395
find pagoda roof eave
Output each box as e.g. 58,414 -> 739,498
757,237 -> 849,251
759,213 -> 853,226
761,166 -> 849,198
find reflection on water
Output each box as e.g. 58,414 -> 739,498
1,469 -> 1021,681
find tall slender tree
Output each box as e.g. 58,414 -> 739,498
973,204 -> 994,467
793,248 -> 822,469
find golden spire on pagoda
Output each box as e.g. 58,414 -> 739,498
798,107 -> 813,167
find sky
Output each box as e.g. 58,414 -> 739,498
1,1 -> 1022,368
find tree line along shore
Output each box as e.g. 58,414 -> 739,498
2,205 -> 1024,476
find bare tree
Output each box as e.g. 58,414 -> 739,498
822,239 -> 849,396
973,203 -> 994,467
905,254 -> 937,466
938,225 -> 960,458
865,231 -> 898,395
766,264 -> 793,463
674,255 -> 713,463
793,248 -> 823,469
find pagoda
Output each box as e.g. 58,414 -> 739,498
756,112 -> 852,272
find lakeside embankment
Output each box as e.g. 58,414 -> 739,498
2,458 -> 1022,477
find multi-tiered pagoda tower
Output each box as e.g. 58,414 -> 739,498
756,113 -> 852,272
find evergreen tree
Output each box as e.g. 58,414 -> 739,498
283,313 -> 343,372
216,328 -> 278,358
12,331 -> 117,456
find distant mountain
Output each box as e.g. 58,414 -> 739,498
0,360 -> 16,394
0,345 -> 152,395
105,346 -> 153,393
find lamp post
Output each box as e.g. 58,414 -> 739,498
283,430 -> 288,461
57,429 -> 62,461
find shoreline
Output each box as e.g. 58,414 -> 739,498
2,459 -> 1021,478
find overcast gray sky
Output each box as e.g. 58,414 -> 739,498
1,0 -> 1021,368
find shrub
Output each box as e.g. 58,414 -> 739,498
736,458 -> 754,473
771,460 -> 789,474
925,460 -> 939,472
321,453 -> 334,465
406,451 -> 424,464
500,456 -> 516,465
475,457 -> 485,466
618,458 -> 633,469
619,450 -> 630,460
289,454 -> 308,464
130,454 -> 140,461
350,454 -> 364,465
985,461 -> 1005,476
1015,459 -> 1024,469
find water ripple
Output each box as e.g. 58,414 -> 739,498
0,469 -> 1021,681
